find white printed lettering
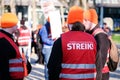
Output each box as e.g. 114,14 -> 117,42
67,43 -> 72,50
67,42 -> 94,50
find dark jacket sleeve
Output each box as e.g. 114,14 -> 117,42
95,33 -> 111,80
0,38 -> 16,80
47,37 -> 62,80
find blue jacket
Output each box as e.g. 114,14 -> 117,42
39,21 -> 54,46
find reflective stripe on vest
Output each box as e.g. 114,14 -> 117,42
9,58 -> 23,63
92,28 -> 106,36
18,36 -> 30,40
9,67 -> 24,72
9,58 -> 24,72
60,73 -> 96,79
0,32 -> 25,79
62,63 -> 96,69
60,63 -> 96,79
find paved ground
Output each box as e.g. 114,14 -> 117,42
24,63 -> 45,80
24,53 -> 45,80
24,44 -> 120,80
109,63 -> 120,80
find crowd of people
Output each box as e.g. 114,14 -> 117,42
0,5 -> 119,80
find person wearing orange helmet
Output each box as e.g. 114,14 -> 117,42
48,6 -> 97,80
83,9 -> 113,80
0,12 -> 30,80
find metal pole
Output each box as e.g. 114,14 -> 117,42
100,0 -> 104,28
60,6 -> 65,26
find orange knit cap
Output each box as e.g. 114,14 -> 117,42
89,9 -> 98,24
67,6 -> 83,24
1,13 -> 18,28
84,10 -> 91,21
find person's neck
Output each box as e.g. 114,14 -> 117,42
2,28 -> 13,34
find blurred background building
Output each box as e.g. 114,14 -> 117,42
89,0 -> 120,31
0,0 -> 120,31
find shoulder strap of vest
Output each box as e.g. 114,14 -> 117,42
92,28 -> 106,36
0,32 -> 21,57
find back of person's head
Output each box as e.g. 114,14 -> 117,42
20,19 -> 25,25
71,22 -> 85,31
89,9 -> 98,24
20,18 -> 28,29
0,12 -> 18,28
67,6 -> 84,24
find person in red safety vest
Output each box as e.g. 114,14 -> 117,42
16,19 -> 31,62
48,6 -> 97,80
0,12 -> 28,80
83,8 -> 111,80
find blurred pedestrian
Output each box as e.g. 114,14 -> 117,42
83,9 -> 111,80
103,23 -> 118,71
103,23 -> 112,37
35,24 -> 44,64
48,6 -> 97,80
39,17 -> 55,80
16,19 -> 31,62
0,12 -> 28,80
31,24 -> 44,64
31,30 -> 37,54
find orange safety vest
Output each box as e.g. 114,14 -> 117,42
61,31 -> 97,80
0,32 -> 28,79
18,27 -> 30,46
92,28 -> 109,73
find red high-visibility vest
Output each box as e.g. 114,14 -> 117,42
60,31 -> 97,80
0,32 -> 28,79
18,27 -> 30,46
